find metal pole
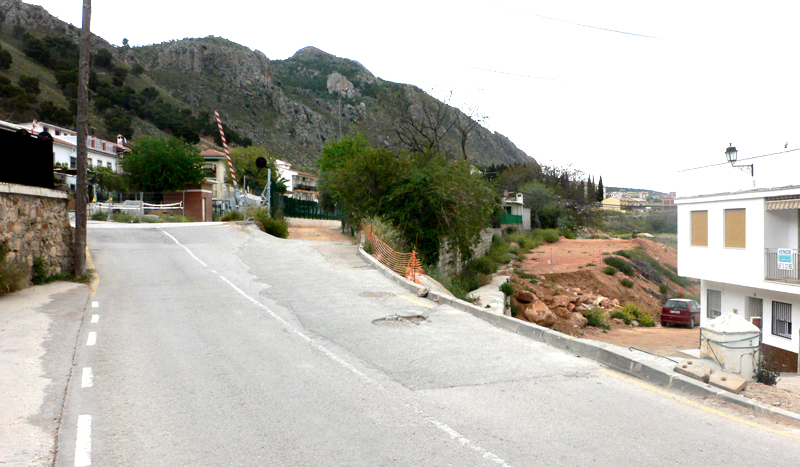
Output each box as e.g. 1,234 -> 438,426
74,0 -> 91,277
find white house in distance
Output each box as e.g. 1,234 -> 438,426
12,120 -> 130,190
676,185 -> 800,373
275,159 -> 318,202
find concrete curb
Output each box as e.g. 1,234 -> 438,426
357,247 -> 800,424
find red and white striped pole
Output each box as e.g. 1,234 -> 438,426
214,110 -> 238,188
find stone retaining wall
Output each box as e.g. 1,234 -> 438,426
0,183 -> 73,275
436,228 -> 499,274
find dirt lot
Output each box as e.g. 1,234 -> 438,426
287,219 -> 356,243
583,324 -> 700,358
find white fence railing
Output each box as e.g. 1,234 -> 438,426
90,200 -> 183,217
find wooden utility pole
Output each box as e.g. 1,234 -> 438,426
74,0 -> 91,276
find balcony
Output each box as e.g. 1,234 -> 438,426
765,248 -> 800,282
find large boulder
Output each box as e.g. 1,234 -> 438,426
514,290 -> 536,304
523,301 -> 556,327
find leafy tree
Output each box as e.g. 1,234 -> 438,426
131,63 -> 144,76
104,107 -> 134,140
122,136 -> 205,192
228,146 -> 278,191
320,137 -> 496,266
0,47 -> 12,71
519,181 -> 563,229
18,76 -> 40,95
38,101 -> 74,126
93,49 -> 113,69
122,38 -> 129,47
89,166 -> 128,194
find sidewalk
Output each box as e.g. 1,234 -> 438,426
0,282 -> 89,466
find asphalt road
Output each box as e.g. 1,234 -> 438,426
56,222 -> 800,466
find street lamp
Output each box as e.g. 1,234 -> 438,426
725,144 -> 753,176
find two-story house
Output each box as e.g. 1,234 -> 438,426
276,159 -> 319,202
676,185 -> 800,372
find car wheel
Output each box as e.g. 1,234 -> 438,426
661,321 -> 666,327
689,316 -> 695,329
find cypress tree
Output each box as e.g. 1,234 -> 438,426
596,176 -> 604,202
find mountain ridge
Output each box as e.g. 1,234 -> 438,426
0,1 -> 535,172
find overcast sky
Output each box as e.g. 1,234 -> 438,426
29,1 -> 800,196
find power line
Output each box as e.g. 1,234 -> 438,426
504,8 -> 663,40
677,148 -> 800,173
467,66 -> 560,82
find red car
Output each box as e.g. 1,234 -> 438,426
660,299 -> 701,328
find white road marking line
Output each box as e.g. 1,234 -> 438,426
86,332 -> 96,346
211,270 -> 217,274
159,230 -> 208,267
91,301 -> 99,308
166,233 -> 513,466
74,414 -> 92,466
81,368 -> 93,388
217,276 -> 513,466
399,295 -> 436,309
91,315 -> 99,323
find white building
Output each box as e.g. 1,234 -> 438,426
275,159 -> 318,202
14,120 -> 129,190
676,185 -> 800,373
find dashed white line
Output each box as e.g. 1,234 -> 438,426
91,301 -> 99,308
91,314 -> 99,323
81,367 -> 93,388
74,414 -> 92,466
86,332 -> 96,346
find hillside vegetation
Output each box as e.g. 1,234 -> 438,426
0,2 -> 534,172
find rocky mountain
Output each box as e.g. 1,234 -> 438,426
0,1 -> 535,172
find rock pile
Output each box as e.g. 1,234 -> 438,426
510,284 -> 621,335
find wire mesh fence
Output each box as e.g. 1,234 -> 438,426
361,222 -> 423,284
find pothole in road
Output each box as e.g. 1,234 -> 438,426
360,292 -> 395,298
372,315 -> 427,326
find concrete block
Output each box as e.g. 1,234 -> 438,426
516,321 -> 545,340
495,315 -> 520,333
567,338 -> 602,360
668,373 -> 720,398
481,311 -> 501,326
708,371 -> 747,394
673,359 -> 713,383
630,360 -> 673,386
596,346 -> 635,374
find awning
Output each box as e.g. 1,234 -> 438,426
766,199 -> 800,210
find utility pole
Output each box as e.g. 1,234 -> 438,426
74,0 -> 91,276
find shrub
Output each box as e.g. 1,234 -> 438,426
603,256 -> 634,276
91,212 -> 108,221
0,244 -> 29,295
467,256 -> 495,275
537,229 -> 561,244
220,211 -> 244,222
620,278 -> 634,288
756,366 -> 780,386
253,209 -> 288,238
603,266 -> 617,275
585,308 -> 609,329
112,212 -> 139,223
559,228 -> 576,240
612,303 -> 654,327
31,258 -> 48,285
500,281 -> 514,296
659,284 -> 669,294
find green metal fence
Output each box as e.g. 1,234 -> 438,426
279,195 -> 338,220
500,212 -> 523,224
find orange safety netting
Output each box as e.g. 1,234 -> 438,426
362,222 -> 424,284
